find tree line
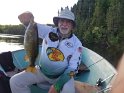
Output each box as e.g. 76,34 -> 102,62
71,0 -> 124,67
0,24 -> 25,35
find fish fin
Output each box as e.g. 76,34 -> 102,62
24,55 -> 29,62
25,66 -> 36,73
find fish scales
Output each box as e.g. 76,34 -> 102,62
24,20 -> 39,73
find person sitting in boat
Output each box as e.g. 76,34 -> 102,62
10,7 -> 83,93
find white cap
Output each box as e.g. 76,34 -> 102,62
53,7 -> 76,27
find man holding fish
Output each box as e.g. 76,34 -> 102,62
10,7 -> 83,93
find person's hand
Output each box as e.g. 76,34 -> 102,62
18,11 -> 34,27
48,85 -> 58,93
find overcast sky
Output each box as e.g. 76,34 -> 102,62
0,0 -> 78,25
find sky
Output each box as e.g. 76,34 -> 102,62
0,0 -> 78,25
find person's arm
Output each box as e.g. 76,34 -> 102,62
18,11 -> 53,39
111,54 -> 124,93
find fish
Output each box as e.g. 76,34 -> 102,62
24,19 -> 39,73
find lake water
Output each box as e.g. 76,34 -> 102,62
0,34 -> 24,53
0,42 -> 24,53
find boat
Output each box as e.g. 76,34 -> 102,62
0,46 -> 117,93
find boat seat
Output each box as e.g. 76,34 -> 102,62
0,51 -> 15,72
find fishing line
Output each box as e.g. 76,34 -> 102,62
82,58 -> 104,70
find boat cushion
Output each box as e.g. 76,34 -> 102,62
0,51 -> 15,72
0,70 -> 11,93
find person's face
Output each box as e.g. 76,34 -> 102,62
58,19 -> 73,35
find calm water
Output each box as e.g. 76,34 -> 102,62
0,34 -> 24,53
